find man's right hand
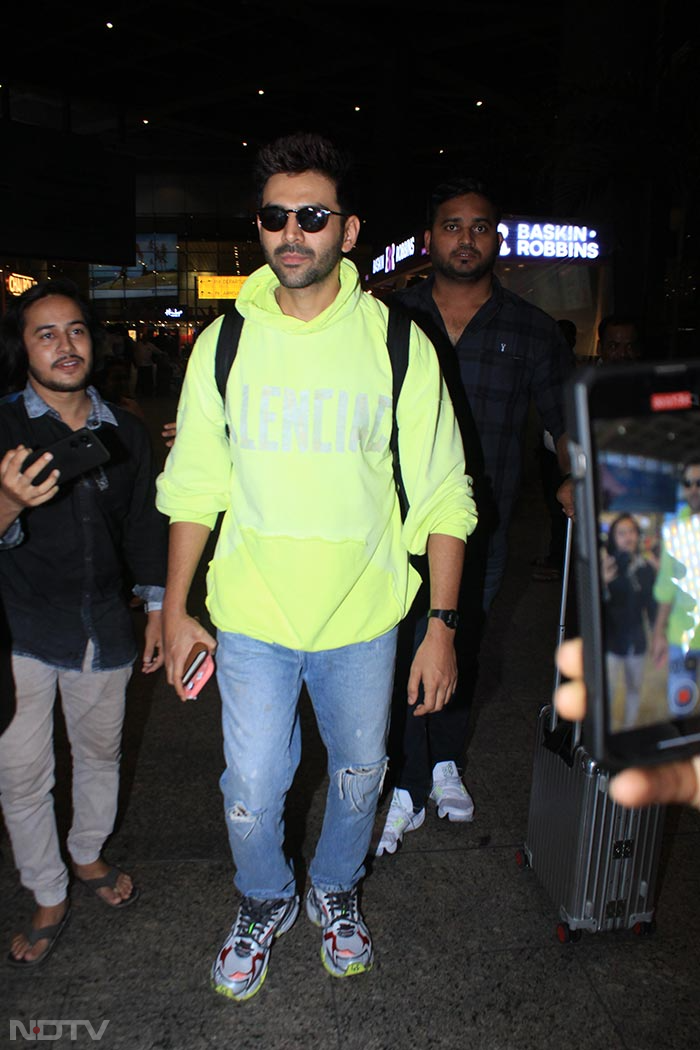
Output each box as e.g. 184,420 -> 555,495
555,638 -> 700,811
163,610 -> 217,702
0,445 -> 59,529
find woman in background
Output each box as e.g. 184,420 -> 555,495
601,514 -> 657,728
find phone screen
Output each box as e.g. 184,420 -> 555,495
579,362 -> 700,764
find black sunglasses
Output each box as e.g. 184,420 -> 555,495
257,205 -> 347,233
682,479 -> 700,489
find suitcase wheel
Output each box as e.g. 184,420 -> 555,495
514,848 -> 530,869
556,922 -> 582,944
633,920 -> 656,936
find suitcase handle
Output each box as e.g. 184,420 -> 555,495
548,515 -> 579,745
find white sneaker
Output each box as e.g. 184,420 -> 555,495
430,761 -> 474,822
375,788 -> 426,856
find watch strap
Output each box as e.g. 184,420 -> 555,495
428,608 -> 459,629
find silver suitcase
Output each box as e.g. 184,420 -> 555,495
519,520 -> 666,941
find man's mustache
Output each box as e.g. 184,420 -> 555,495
52,355 -> 84,368
274,244 -> 314,258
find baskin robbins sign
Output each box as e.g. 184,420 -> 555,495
368,216 -> 605,282
497,217 -> 604,261
370,231 -> 427,279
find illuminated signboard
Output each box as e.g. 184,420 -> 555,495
369,216 -> 605,282
5,272 -> 37,296
371,231 -> 426,278
498,217 -> 603,261
90,233 -> 178,298
198,275 -> 248,300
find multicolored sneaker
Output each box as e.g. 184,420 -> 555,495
375,787 -> 426,856
305,885 -> 373,978
430,760 -> 475,822
211,895 -> 299,1002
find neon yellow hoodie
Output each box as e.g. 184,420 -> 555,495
156,259 -> 476,650
654,505 -> 700,649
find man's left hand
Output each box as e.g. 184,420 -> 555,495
407,621 -> 458,716
556,476 -> 575,519
142,609 -> 164,673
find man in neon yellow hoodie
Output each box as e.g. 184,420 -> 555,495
156,132 -> 476,1002
651,458 -> 700,717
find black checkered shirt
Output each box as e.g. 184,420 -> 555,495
395,274 -> 573,532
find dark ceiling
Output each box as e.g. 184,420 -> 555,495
1,0 -> 696,247
3,1 -> 563,156
1,1 -> 572,232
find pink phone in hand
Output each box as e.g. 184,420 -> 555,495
182,645 -> 215,700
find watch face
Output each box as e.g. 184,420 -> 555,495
431,610 -> 459,629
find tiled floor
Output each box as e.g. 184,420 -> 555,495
2,397 -> 699,1049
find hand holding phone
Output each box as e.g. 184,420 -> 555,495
567,358 -> 700,769
182,642 -> 215,700
21,428 -> 110,486
555,637 -> 700,812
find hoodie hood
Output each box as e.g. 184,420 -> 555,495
236,257 -> 362,335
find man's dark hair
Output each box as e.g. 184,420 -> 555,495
427,177 -> 502,228
597,314 -> 640,342
0,278 -> 102,394
254,132 -> 356,214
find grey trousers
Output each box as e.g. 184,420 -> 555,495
0,643 -> 132,906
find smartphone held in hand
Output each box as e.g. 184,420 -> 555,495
182,643 -> 215,700
21,428 -> 110,486
567,358 -> 700,769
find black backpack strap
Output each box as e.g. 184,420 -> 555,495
214,304 -> 245,437
215,304 -> 245,401
386,299 -> 412,522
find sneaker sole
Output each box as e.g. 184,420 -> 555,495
210,969 -> 269,1002
320,947 -> 374,979
374,841 -> 399,857
436,808 -> 475,822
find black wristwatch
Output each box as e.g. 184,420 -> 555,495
428,609 -> 459,629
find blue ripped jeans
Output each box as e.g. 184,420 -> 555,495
216,627 -> 397,901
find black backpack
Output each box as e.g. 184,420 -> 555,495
213,300 -> 412,520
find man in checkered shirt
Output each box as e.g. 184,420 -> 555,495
378,176 -> 575,857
